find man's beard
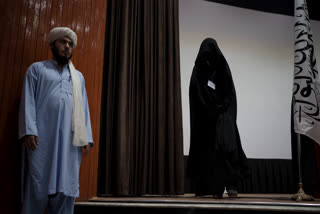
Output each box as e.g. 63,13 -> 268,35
51,47 -> 72,65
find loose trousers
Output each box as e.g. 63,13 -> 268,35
21,173 -> 75,214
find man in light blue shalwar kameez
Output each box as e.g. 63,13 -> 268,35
19,27 -> 93,214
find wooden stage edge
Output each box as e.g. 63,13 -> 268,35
75,194 -> 320,213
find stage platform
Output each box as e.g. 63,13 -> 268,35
74,194 -> 320,214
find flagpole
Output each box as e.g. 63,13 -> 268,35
291,133 -> 314,201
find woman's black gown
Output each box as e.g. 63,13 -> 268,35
186,38 -> 249,196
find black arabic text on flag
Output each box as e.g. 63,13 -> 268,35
293,0 -> 320,145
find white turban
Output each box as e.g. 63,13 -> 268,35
48,27 -> 77,48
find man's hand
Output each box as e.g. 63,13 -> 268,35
81,144 -> 91,157
22,135 -> 39,151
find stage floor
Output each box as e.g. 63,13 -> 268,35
75,194 -> 320,213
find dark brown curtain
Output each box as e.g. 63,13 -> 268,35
98,0 -> 184,196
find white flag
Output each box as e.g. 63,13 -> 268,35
293,0 -> 320,145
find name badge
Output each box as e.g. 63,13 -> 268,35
208,80 -> 216,90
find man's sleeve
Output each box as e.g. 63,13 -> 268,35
19,65 -> 38,139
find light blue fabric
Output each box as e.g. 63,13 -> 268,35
19,59 -> 93,199
21,172 -> 75,214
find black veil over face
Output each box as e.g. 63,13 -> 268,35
195,38 -> 222,71
187,38 -> 248,187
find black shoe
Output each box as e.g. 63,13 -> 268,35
195,192 -> 211,197
227,188 -> 238,197
212,194 -> 223,199
195,193 -> 204,197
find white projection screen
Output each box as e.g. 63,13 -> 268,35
179,0 -> 320,159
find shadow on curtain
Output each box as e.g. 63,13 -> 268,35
98,0 -> 184,196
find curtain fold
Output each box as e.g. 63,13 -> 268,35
98,0 -> 184,196
184,157 -> 295,194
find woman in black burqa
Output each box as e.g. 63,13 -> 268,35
187,38 -> 249,198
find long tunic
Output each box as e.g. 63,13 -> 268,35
19,59 -> 93,199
